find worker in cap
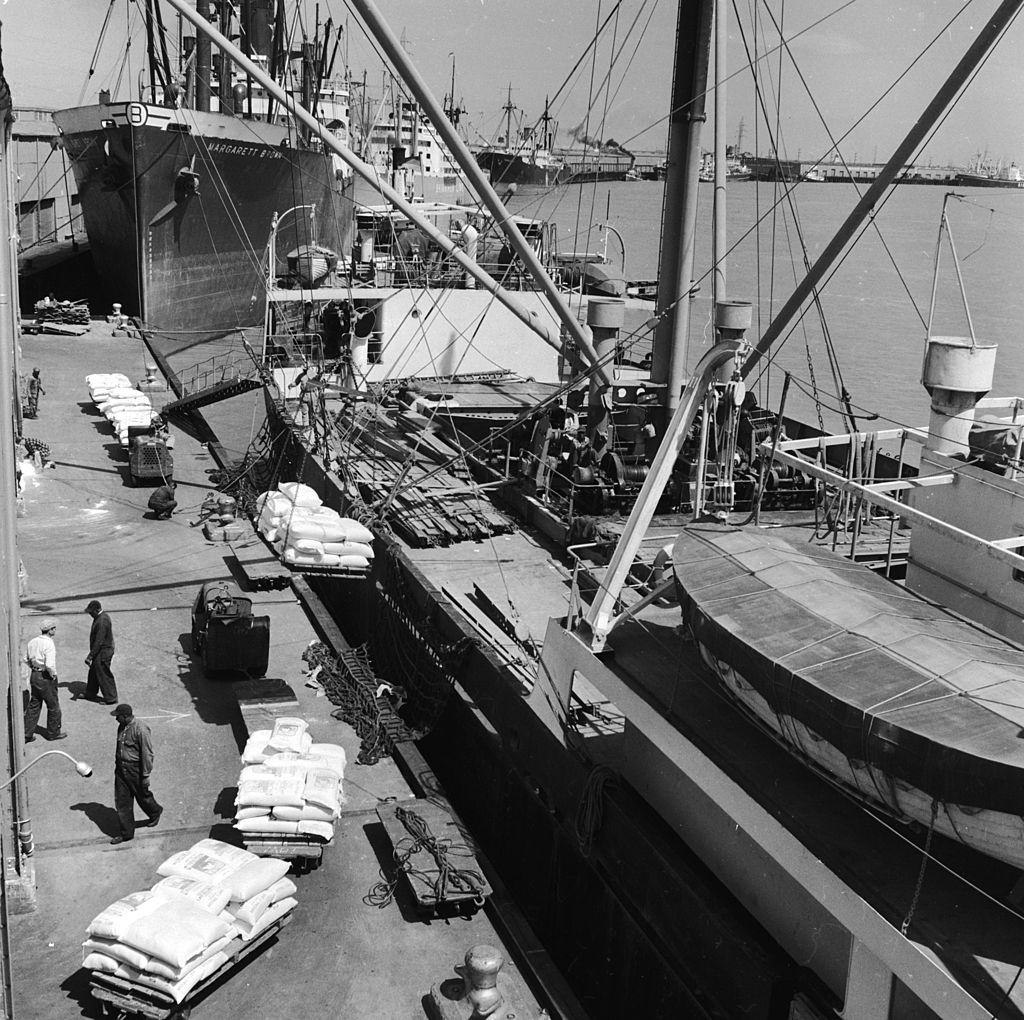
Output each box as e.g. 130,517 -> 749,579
83,599 -> 117,704
24,617 -> 66,742
110,704 -> 162,845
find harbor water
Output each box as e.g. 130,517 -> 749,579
511,180 -> 1024,431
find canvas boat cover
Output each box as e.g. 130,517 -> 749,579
673,522 -> 1024,813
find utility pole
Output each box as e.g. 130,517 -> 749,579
0,22 -> 30,1019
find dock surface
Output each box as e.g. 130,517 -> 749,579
10,323 -> 539,1019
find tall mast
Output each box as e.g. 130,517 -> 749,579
650,0 -> 715,415
712,0 -> 726,311
194,0 -> 211,112
503,84 -> 514,151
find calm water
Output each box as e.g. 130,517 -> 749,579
510,181 -> 1024,432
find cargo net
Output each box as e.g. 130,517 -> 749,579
371,550 -> 475,735
212,418 -> 290,517
302,639 -> 414,766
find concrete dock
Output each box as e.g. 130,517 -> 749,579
10,323 -> 536,1018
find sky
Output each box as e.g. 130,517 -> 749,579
1,0 -> 1022,167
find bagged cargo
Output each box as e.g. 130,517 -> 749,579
296,821 -> 336,841
303,768 -> 342,813
141,934 -> 235,982
231,897 -> 297,942
265,876 -> 297,903
277,482 -> 322,508
82,937 -> 151,972
224,857 -> 291,902
152,875 -> 232,915
118,952 -> 228,1004
240,730 -> 272,764
254,491 -> 294,518
308,743 -> 347,776
226,889 -> 274,928
234,816 -> 301,835
236,776 -> 305,809
291,537 -> 324,557
235,805 -> 272,820
338,555 -> 370,569
157,840 -> 256,884
267,717 -> 310,754
118,898 -> 231,968
272,803 -> 338,823
321,541 -> 375,559
87,891 -> 163,941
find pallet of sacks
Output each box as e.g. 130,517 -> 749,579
253,482 -> 375,574
86,373 -> 156,448
235,716 -> 346,871
84,838 -> 297,1017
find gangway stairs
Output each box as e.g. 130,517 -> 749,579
160,343 -> 267,420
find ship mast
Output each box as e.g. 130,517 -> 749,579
650,0 -> 715,417
503,84 -> 515,152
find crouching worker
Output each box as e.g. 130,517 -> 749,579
147,482 -> 177,519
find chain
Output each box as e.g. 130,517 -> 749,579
900,798 -> 939,935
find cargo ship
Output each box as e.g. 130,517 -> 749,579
146,2 -> 1024,1018
473,90 -> 569,187
53,0 -> 352,339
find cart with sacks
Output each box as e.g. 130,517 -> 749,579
233,717 -> 347,873
85,839 -> 298,1019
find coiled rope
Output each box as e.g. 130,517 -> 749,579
364,805 -> 486,910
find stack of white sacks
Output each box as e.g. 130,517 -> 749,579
235,717 -> 347,843
254,482 -> 374,570
82,838 -> 297,1004
86,373 -> 155,448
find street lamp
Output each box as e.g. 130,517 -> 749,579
0,750 -> 93,789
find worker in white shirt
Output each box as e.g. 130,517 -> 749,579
24,617 -> 66,742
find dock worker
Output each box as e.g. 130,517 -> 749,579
84,599 -> 118,704
110,704 -> 162,845
148,482 -> 178,520
24,617 -> 66,742
25,368 -> 44,418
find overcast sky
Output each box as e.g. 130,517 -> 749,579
1,0 -> 1022,166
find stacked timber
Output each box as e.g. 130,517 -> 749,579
336,405 -> 512,548
36,299 -> 90,325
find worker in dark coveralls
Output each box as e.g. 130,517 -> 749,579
110,704 -> 162,845
84,599 -> 118,704
24,617 -> 66,742
148,482 -> 177,519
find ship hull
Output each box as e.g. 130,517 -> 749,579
54,102 -> 353,337
474,149 -> 568,187
953,172 -> 1024,188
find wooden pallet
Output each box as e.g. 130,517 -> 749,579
376,799 -> 491,917
89,915 -> 290,1019
239,832 -> 328,872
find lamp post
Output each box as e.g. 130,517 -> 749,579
0,750 -> 93,789
0,749 -> 91,1019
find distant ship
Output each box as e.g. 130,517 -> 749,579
954,159 -> 1024,189
473,89 -> 568,187
53,1 -> 352,339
